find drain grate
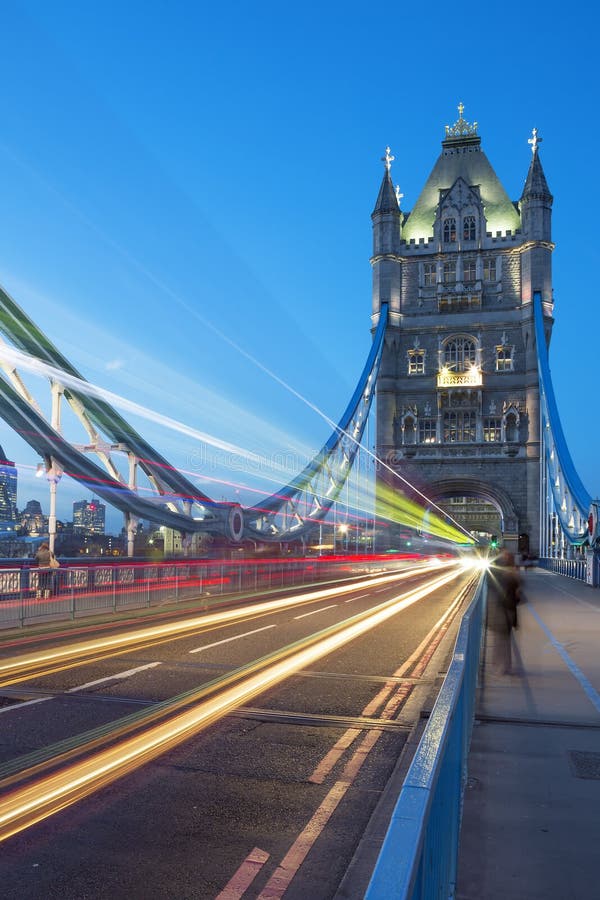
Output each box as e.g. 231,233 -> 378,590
568,750 -> 600,780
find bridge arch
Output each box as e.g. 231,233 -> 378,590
427,477 -> 519,540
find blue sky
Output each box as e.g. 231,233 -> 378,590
0,2 -> 597,533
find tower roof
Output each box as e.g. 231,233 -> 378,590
372,145 -> 400,216
402,105 -> 521,241
521,128 -> 552,202
373,170 -> 399,215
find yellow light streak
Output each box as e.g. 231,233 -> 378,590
0,567 -> 466,842
376,482 -> 470,543
0,561 -> 451,687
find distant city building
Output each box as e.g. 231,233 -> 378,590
0,444 -> 17,522
73,499 -> 106,535
19,498 -> 46,535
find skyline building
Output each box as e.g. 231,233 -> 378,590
0,444 -> 17,522
372,106 -> 553,555
73,499 -> 106,535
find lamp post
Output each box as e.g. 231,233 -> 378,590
38,457 -> 62,554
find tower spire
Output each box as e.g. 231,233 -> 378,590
372,145 -> 399,215
521,127 -> 552,202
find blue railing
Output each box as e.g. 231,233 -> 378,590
538,556 -> 587,582
365,571 -> 485,900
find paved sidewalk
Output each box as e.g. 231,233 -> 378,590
457,568 -> 600,900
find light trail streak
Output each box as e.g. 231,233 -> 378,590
0,567 -> 465,843
0,343 -> 265,465
1,318 -> 471,542
0,562 -> 449,687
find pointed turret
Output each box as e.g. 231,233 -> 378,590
520,128 -> 553,241
372,165 -> 400,216
371,146 -> 402,321
519,128 -> 553,308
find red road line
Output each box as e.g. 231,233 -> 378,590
215,847 -> 270,900
256,782 -> 348,899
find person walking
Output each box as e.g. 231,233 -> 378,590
486,549 -> 521,675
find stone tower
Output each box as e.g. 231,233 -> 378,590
371,107 -> 554,554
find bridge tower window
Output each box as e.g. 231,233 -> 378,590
419,418 -> 437,444
463,215 -> 476,241
443,218 -> 457,243
463,259 -> 477,283
443,411 -> 476,443
483,257 -> 497,281
424,262 -> 437,286
484,417 -> 502,442
443,336 -> 477,372
408,349 -> 426,374
496,345 -> 514,372
443,261 -> 456,283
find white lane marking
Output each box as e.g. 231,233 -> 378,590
345,593 -> 370,603
68,662 -> 161,692
189,624 -> 277,654
294,604 -> 338,620
0,662 -> 162,715
0,696 -> 48,715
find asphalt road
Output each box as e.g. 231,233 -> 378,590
0,562 -> 474,899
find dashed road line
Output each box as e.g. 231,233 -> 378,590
293,604 -> 338,620
189,624 -> 277,653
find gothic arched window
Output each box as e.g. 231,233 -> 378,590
443,411 -> 476,443
443,336 -> 477,372
443,217 -> 457,243
463,215 -> 476,241
463,259 -> 477,283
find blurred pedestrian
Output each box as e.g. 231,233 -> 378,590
487,549 -> 521,674
35,542 -> 59,598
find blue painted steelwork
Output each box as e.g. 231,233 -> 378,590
244,304 -> 389,540
0,283 -> 388,542
534,290 -> 591,545
365,572 -> 485,900
538,556 -> 587,581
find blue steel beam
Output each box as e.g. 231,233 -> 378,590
0,282 -> 387,543
533,290 -> 591,544
244,304 -> 388,540
0,285 -> 214,507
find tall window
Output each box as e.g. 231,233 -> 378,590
496,346 -> 514,372
408,350 -> 425,374
443,336 -> 477,372
463,260 -> 477,283
463,215 -> 476,241
443,261 -> 456,283
484,418 -> 502,442
443,217 -> 457,242
424,262 -> 437,286
443,411 -> 476,443
419,418 -> 437,444
483,257 -> 496,281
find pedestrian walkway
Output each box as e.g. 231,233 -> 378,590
457,567 -> 600,900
